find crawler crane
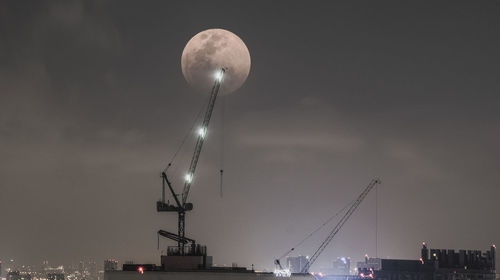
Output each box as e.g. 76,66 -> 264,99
274,178 -> 381,274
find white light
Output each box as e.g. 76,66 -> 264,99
215,70 -> 224,81
273,268 -> 291,277
198,127 -> 207,138
185,173 -> 193,183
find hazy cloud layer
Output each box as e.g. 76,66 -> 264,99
1,0 -> 499,272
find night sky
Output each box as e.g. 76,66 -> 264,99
1,1 -> 499,272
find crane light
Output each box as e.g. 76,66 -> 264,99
185,173 -> 193,183
215,70 -> 224,81
198,127 -> 207,138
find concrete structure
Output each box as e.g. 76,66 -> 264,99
105,270 -> 314,280
332,257 -> 351,275
104,260 -> 118,271
287,256 -> 308,273
357,244 -> 496,280
357,257 -> 381,271
160,255 -> 213,270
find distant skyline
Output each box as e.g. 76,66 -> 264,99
1,0 -> 499,272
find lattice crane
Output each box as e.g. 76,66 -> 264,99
300,178 -> 381,273
157,68 -> 226,255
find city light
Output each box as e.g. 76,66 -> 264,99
360,272 -> 374,279
273,268 -> 291,277
138,266 -> 144,274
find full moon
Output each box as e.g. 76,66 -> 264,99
181,29 -> 251,94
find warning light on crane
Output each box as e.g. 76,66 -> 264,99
184,173 -> 193,183
215,71 -> 222,81
198,127 -> 207,138
215,70 -> 224,81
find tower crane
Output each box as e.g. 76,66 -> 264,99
157,67 -> 226,256
300,178 -> 381,273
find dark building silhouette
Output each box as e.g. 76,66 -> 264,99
6,271 -> 31,280
47,272 -> 64,280
332,257 -> 351,275
358,243 -> 496,280
104,259 -> 118,271
88,260 -> 97,280
287,256 -> 308,273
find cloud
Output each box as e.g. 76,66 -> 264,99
231,104 -> 365,163
241,131 -> 363,151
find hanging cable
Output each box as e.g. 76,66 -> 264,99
163,95 -> 210,172
219,170 -> 224,198
219,93 -> 225,198
375,183 -> 378,257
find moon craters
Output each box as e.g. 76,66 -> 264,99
181,29 -> 251,94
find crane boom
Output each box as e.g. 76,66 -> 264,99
301,178 -> 381,273
181,68 -> 226,206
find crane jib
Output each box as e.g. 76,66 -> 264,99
181,68 -> 226,206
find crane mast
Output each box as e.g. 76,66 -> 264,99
301,178 -> 381,273
157,68 -> 226,256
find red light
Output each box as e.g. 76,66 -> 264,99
138,266 -> 144,274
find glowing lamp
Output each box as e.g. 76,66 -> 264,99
215,70 -> 224,81
185,173 -> 193,183
198,127 -> 207,138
